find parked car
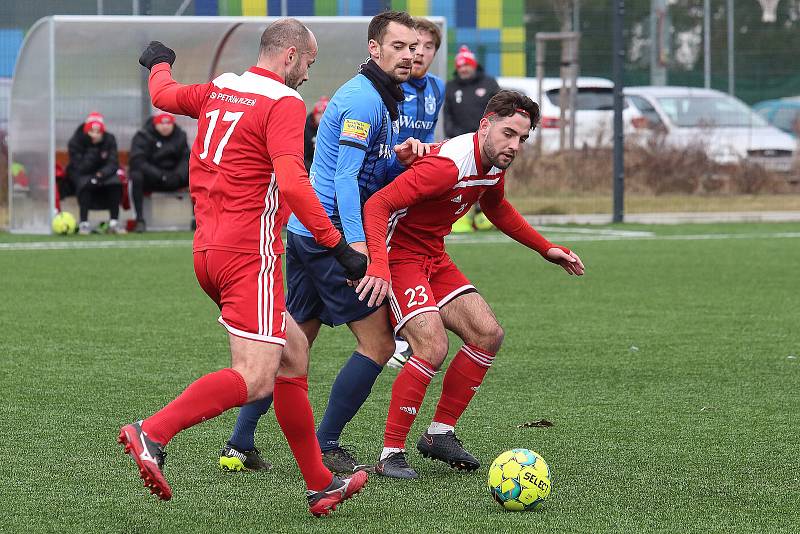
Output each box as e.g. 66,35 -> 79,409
497,76 -> 639,151
753,97 -> 800,138
625,86 -> 797,172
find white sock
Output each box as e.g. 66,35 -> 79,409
427,421 -> 454,435
380,447 -> 403,461
109,219 -> 119,228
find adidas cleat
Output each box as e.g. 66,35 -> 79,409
118,421 -> 172,500
417,431 -> 480,471
218,443 -> 272,472
375,451 -> 417,479
307,470 -> 368,517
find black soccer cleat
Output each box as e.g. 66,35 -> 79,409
321,446 -> 373,476
118,421 -> 171,500
375,451 -> 418,479
417,431 -> 480,471
218,443 -> 272,472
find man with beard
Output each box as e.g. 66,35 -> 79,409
118,19 -> 369,516
356,91 -> 585,478
218,10 -> 428,478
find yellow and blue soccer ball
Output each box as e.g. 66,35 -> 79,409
51,211 -> 77,235
488,448 -> 552,511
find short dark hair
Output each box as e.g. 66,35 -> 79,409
484,90 -> 541,129
260,18 -> 312,57
413,17 -> 442,50
368,10 -> 415,44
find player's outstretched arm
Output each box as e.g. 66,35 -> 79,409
139,42 -> 208,119
479,188 -> 584,276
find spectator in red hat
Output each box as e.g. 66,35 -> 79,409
65,111 -> 123,234
443,45 -> 500,139
303,96 -> 329,171
128,112 -> 190,232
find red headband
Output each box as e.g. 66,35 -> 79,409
483,108 -> 530,120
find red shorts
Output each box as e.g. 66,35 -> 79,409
193,249 -> 287,346
387,253 -> 475,334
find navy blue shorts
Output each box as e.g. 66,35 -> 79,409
286,231 -> 378,327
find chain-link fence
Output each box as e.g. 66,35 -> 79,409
2,1 -> 800,229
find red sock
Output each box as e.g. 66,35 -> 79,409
433,345 -> 495,427
383,356 -> 437,449
142,368 -> 248,445
273,376 -> 333,492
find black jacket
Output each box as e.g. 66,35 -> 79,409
303,112 -> 319,172
65,125 -> 120,192
128,118 -> 190,187
443,66 -> 501,138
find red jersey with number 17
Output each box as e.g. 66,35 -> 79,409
149,63 -> 308,255
385,133 -> 505,259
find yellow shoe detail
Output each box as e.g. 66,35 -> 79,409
473,212 -> 494,231
451,213 -> 475,233
219,455 -> 246,472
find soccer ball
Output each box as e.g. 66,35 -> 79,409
51,211 -> 77,235
487,448 -> 552,511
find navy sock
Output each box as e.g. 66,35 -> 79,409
316,352 -> 383,452
228,395 -> 273,451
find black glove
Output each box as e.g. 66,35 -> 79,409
139,41 -> 176,70
331,238 -> 368,280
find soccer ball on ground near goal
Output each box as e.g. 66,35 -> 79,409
487,448 -> 552,511
51,211 -> 77,235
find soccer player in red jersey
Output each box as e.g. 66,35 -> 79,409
117,19 -> 368,515
356,90 -> 585,478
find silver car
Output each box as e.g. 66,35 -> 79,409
625,86 -> 797,172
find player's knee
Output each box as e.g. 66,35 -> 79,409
238,369 -> 276,401
473,322 -> 504,353
420,336 -> 449,370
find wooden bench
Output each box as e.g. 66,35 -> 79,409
56,150 -> 193,230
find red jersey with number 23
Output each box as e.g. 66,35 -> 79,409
149,63 -> 308,255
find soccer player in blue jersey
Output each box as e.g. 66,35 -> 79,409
397,18 -> 445,145
218,11 -> 428,475
389,17 -> 445,369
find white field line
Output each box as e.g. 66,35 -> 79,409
445,231 -> 800,244
3,230 -> 800,252
537,226 -> 655,237
0,239 -> 193,251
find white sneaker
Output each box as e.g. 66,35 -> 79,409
387,338 -> 412,369
78,222 -> 91,235
108,219 -> 127,235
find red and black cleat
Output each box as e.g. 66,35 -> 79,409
307,470 -> 368,517
118,421 -> 172,501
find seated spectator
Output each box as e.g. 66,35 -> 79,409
304,96 -> 329,171
128,113 -> 190,232
65,112 -> 124,234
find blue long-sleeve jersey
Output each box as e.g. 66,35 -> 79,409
398,73 -> 445,143
287,73 -> 399,244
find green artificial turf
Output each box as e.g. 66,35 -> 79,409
1,223 -> 798,533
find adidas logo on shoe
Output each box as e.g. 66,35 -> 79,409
400,406 -> 418,415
